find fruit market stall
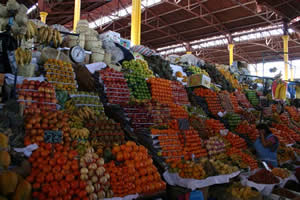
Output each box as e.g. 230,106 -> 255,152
1,2 -> 300,199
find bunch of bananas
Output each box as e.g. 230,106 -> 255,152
65,100 -> 76,112
70,128 -> 90,139
38,26 -> 62,47
69,115 -> 84,128
15,47 -> 32,66
274,82 -> 287,100
77,107 -> 97,121
25,21 -> 38,40
227,183 -> 259,200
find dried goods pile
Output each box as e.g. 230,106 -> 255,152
248,169 -> 280,184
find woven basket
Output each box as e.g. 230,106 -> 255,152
68,34 -> 85,48
91,53 -> 105,63
18,64 -> 35,77
85,35 -> 100,51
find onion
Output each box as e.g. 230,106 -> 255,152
91,175 -> 98,183
106,190 -> 114,198
86,147 -> 95,153
80,161 -> 87,168
104,173 -> 110,179
97,158 -> 104,166
96,167 -> 105,176
100,176 -> 107,184
88,170 -> 94,177
80,167 -> 88,174
85,185 -> 95,194
88,163 -> 97,170
92,153 -> 99,159
97,190 -> 105,199
94,183 -> 101,191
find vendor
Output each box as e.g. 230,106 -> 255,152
254,124 -> 279,167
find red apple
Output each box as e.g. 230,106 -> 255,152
18,95 -> 24,100
29,80 -> 35,85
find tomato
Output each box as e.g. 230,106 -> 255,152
33,182 -> 40,189
79,180 -> 86,189
71,180 -> 79,189
78,190 -> 87,198
46,174 -> 54,182
66,174 -> 75,182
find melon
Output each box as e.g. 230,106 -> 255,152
12,179 -> 31,200
0,151 -> 11,169
0,171 -> 18,196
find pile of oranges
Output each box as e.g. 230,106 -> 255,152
169,103 -> 188,119
107,141 -> 166,197
148,78 -> 172,104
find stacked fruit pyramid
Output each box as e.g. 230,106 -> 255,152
171,81 -> 190,106
234,90 -> 252,108
99,68 -> 130,104
218,91 -> 234,112
245,90 -> 259,106
235,121 -> 259,142
148,78 -> 172,104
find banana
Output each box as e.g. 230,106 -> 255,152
47,28 -> 53,44
279,84 -> 287,100
275,83 -> 282,99
56,29 -> 62,45
53,30 -> 58,48
30,21 -> 38,36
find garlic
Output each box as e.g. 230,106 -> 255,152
85,185 -> 95,194
97,190 -> 106,199
80,168 -> 88,174
96,167 -> 105,176
80,161 -> 87,168
87,180 -> 93,186
106,190 -> 114,198
104,173 -> 110,179
86,147 -> 95,153
92,153 -> 99,159
88,170 -> 94,177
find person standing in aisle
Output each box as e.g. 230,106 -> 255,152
253,123 -> 279,168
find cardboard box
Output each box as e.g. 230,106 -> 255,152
99,31 -> 121,43
0,73 -> 4,86
188,74 -> 211,88
120,38 -> 131,49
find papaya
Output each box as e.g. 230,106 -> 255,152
0,171 -> 18,196
0,151 -> 11,169
0,134 -> 8,149
12,179 -> 31,200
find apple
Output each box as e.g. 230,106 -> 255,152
18,95 -> 24,100
38,87 -> 44,92
29,80 -> 35,85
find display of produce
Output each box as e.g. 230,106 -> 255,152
271,168 -> 290,179
272,123 -> 300,142
223,132 -> 247,150
227,147 -> 258,170
99,67 -> 130,104
169,160 -> 206,179
194,87 -> 224,116
169,103 -> 188,119
209,159 -> 239,175
122,59 -> 154,78
218,90 -> 234,112
107,142 -> 166,197
245,90 -> 259,106
277,144 -> 296,164
224,113 -> 241,130
17,80 -> 57,114
227,182 -> 260,200
285,106 -> 300,122
204,119 -> 226,137
248,169 -> 280,184
205,136 -> 226,156
144,55 -> 174,80
37,26 -> 63,47
27,142 -> 87,199
229,93 -> 241,113
234,90 -> 252,108
179,129 -> 207,159
15,47 -> 32,66
125,73 -> 151,100
187,66 -> 209,76
171,81 -> 190,105
44,59 -> 77,91
148,77 -> 173,104
189,116 -> 209,139
235,120 -> 259,141
217,66 -> 241,89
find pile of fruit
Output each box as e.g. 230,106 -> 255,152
205,136 -> 226,156
235,121 -> 259,142
194,87 -> 224,116
169,103 -> 189,119
27,142 -> 87,200
23,111 -> 71,145
227,147 -> 258,170
15,47 -> 32,66
224,113 -> 241,130
148,78 -> 173,104
187,106 -> 207,118
270,128 -> 295,145
169,160 -> 206,180
248,169 -> 279,184
218,91 -> 234,112
271,168 -> 290,179
125,73 -> 151,100
179,130 -> 207,159
86,118 -> 125,149
122,59 -> 154,78
79,149 -> 113,199
277,144 -> 296,164
99,68 -> 130,104
44,59 -> 77,91
204,119 -> 226,137
245,90 -> 259,106
151,128 -> 183,163
171,81 -> 190,105
272,124 -> 300,142
229,93 -> 241,113
107,142 -> 166,197
209,159 -> 239,175
285,106 -> 299,122
187,66 -> 209,76
227,182 -> 259,200
17,80 -> 57,114
189,116 -> 208,138
223,132 -> 247,149
217,67 -> 240,89
234,91 -> 252,108
69,92 -> 104,115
